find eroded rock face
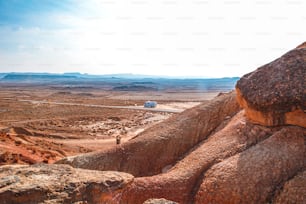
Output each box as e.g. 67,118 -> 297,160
57,92 -> 240,177
120,111 -> 274,203
195,126 -> 306,204
0,164 -> 133,204
273,170 -> 306,204
236,44 -> 306,127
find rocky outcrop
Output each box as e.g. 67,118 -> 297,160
195,126 -> 306,204
297,41 -> 306,49
0,164 -> 133,204
57,92 -> 240,177
273,170 -> 306,204
236,44 -> 306,127
119,111 -> 273,203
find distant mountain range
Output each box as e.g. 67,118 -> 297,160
0,72 -> 239,92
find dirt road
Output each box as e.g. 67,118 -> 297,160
19,99 -> 182,113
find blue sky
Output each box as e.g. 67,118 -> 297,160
0,0 -> 305,77
0,0 -> 69,27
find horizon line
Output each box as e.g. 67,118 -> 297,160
0,72 -> 240,79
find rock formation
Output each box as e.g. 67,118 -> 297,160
119,111 -> 275,203
236,44 -> 306,127
195,126 -> 305,204
0,164 -> 133,204
273,170 -> 306,203
297,41 -> 306,49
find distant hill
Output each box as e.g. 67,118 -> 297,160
0,72 -> 239,92
0,73 -> 6,79
2,73 -> 77,81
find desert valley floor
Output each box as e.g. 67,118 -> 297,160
0,84 -> 219,165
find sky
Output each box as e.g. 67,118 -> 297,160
0,0 -> 305,78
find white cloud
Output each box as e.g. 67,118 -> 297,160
0,0 -> 305,77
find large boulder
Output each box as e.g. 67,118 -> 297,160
236,44 -> 306,127
0,164 -> 133,204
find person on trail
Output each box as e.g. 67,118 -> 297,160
116,135 -> 121,145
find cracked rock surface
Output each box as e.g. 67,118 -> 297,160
0,164 -> 133,204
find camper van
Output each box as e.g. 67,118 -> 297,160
144,101 -> 157,108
